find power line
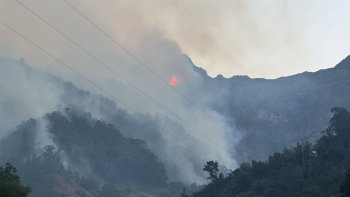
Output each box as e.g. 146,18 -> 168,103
14,0 -> 235,156
61,0 -> 243,143
0,20 -> 213,161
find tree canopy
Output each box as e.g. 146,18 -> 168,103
192,107 -> 350,197
0,163 -> 31,197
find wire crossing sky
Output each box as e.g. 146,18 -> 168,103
0,19 -> 214,162
13,0 -> 236,157
1,0 -> 350,79
1,0 -> 349,183
60,0 -> 242,143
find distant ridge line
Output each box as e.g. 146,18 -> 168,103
13,0 -> 235,156
0,20 -> 213,161
61,0 -> 243,143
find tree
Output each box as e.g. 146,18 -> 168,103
329,107 -> 350,136
0,163 -> 31,197
200,161 -> 220,196
203,161 -> 219,183
191,107 -> 350,197
0,163 -> 20,181
42,145 -> 56,161
340,167 -> 350,197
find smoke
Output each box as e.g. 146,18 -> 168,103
2,0 -> 350,185
54,0 -> 304,79
0,56 -> 63,134
64,0 -> 318,78
2,0 -> 349,81
0,55 -> 240,184
34,117 -> 56,155
0,0 -> 249,184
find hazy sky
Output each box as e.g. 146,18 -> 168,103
1,0 -> 350,183
1,0 -> 350,79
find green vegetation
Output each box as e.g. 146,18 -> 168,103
3,106 -> 350,197
0,163 -> 31,197
0,109 -> 189,196
191,107 -> 350,197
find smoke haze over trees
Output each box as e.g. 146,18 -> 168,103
1,1 -> 350,196
1,53 -> 350,186
0,55 -> 236,184
190,107 -> 350,197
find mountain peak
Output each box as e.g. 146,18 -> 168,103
334,55 -> 350,69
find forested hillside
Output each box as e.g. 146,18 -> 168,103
0,56 -> 213,184
2,54 -> 350,196
189,107 -> 350,197
0,109 -> 201,197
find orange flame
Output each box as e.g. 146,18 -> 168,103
170,76 -> 178,86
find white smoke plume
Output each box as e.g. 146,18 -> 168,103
34,117 -> 56,155
0,0 -> 249,184
0,55 -> 240,184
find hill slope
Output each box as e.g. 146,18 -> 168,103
194,55 -> 350,161
190,107 -> 350,197
0,55 -> 211,184
2,54 -> 350,186
0,109 -> 185,197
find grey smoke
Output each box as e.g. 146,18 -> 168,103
0,0 -> 250,184
34,117 -> 56,155
0,55 -> 239,184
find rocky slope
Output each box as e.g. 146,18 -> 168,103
195,55 -> 350,161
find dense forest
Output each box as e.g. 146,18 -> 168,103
1,54 -> 350,196
189,107 -> 350,197
0,55 -> 211,184
0,109 -> 203,197
2,107 -> 350,197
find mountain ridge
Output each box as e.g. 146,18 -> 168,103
190,55 -> 350,80
189,54 -> 350,161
